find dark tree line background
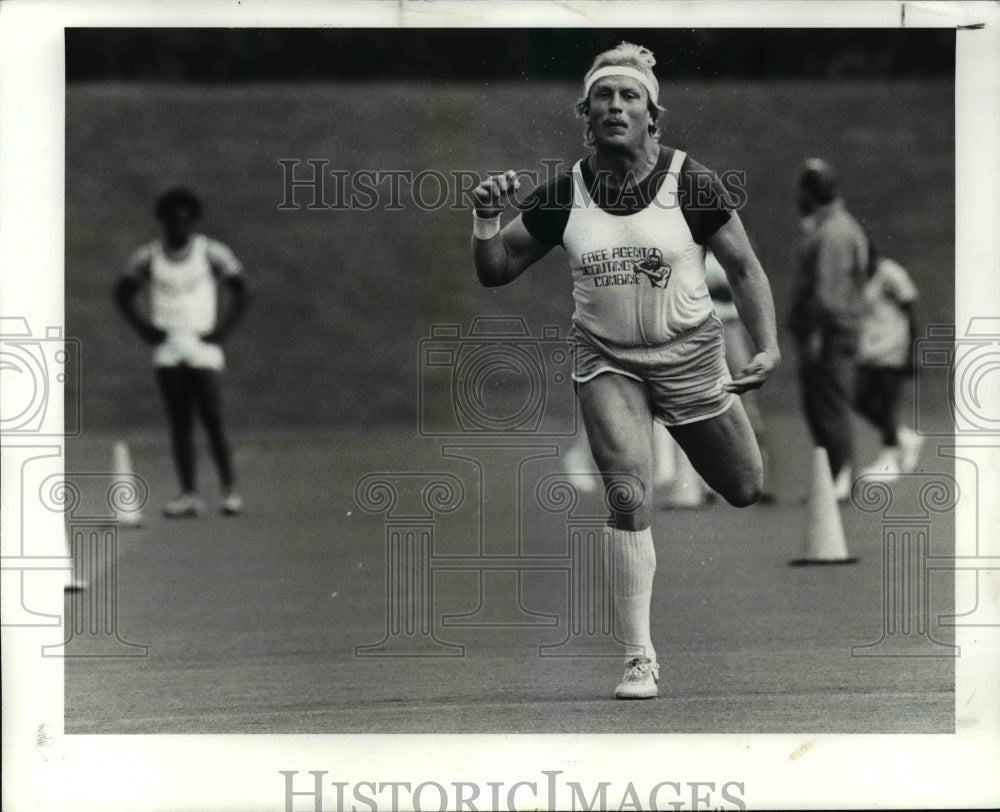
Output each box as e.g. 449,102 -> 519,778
66,28 -> 954,82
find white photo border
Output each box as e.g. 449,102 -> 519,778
2,1 -> 997,810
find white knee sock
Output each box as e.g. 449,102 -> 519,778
612,527 -> 657,663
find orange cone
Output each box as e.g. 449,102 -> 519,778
789,447 -> 857,565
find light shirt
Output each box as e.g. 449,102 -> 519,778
126,233 -> 243,369
563,149 -> 712,345
857,257 -> 918,367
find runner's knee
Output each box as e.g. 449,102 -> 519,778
601,472 -> 650,529
721,465 -> 763,508
725,482 -> 761,508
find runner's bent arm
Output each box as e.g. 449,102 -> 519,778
708,213 -> 781,391
471,169 -> 553,287
473,215 -> 553,287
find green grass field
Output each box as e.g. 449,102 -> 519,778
66,79 -> 954,433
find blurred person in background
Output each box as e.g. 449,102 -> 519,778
787,159 -> 868,502
854,239 -> 923,478
114,187 -> 249,518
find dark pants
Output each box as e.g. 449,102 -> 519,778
156,364 -> 234,493
854,365 -> 904,447
798,333 -> 856,477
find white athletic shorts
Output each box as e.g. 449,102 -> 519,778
570,313 -> 735,427
153,331 -> 225,371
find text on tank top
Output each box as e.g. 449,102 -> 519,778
563,149 -> 712,345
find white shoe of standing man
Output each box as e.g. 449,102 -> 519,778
162,492 -> 206,518
220,490 -> 243,516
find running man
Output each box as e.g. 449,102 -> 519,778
114,188 -> 249,517
470,43 -> 780,699
855,240 -> 923,478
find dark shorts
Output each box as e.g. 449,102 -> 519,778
570,314 -> 736,427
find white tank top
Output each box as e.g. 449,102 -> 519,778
149,234 -> 218,335
563,149 -> 712,345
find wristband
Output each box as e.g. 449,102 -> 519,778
473,211 -> 502,240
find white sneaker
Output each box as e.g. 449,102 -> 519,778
898,427 -> 924,473
832,466 -> 853,503
220,491 -> 243,516
615,657 -> 659,700
162,492 -> 206,518
861,448 -> 903,481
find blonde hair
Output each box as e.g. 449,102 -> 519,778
575,42 -> 665,146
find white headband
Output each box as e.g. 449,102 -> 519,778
584,65 -> 658,102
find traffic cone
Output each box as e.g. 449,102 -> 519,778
563,433 -> 600,493
113,441 -> 143,528
63,523 -> 87,592
652,425 -> 677,489
789,447 -> 858,565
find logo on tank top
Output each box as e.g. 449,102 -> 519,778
580,246 -> 672,289
632,248 -> 671,288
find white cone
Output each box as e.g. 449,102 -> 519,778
113,441 -> 143,527
652,425 -> 677,487
790,447 -> 857,565
563,433 -> 599,493
63,524 -> 87,591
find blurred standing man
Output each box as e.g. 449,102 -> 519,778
114,188 -> 249,517
788,159 -> 868,501
470,42 -> 780,699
